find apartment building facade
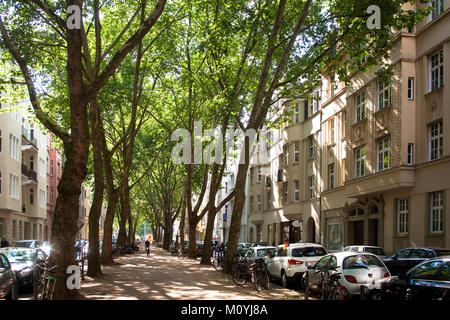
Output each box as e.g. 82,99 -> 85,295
45,132 -> 62,241
0,106 -> 48,243
246,2 -> 450,255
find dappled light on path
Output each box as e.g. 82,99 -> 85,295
81,247 -> 304,300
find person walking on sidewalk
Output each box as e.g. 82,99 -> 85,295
145,238 -> 150,257
1,236 -> 9,248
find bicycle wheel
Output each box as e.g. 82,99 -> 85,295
262,270 -> 270,290
231,265 -> 247,286
253,271 -> 262,293
212,259 -> 223,271
327,287 -> 345,300
47,278 -> 56,300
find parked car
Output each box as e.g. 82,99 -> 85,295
14,240 -> 43,249
383,247 -> 450,278
244,246 -> 275,264
0,247 -> 48,290
343,246 -> 387,259
380,256 -> 450,300
0,253 -> 18,300
238,243 -> 253,249
266,242 -> 328,288
303,252 -> 391,299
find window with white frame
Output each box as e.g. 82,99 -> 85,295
312,90 -> 320,114
328,163 -> 335,189
355,146 -> 366,178
377,136 -> 391,171
429,191 -> 443,233
309,135 -> 315,159
407,143 -> 414,165
39,158 -> 46,177
257,167 -> 262,182
407,77 -> 414,100
294,102 -> 299,123
329,118 -> 335,144
294,180 -> 300,202
40,189 -> 46,209
294,142 -> 300,163
430,0 -> 444,21
430,49 -> 444,92
429,120 -> 443,161
284,145 -> 289,166
308,176 -> 315,199
378,81 -> 391,110
9,174 -> 19,199
257,195 -> 262,211
397,199 -> 409,235
9,133 -> 19,161
284,182 -> 288,203
355,91 -> 366,123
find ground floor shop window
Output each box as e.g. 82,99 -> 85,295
327,223 -> 344,251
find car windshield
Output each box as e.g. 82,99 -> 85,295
435,250 -> 450,257
256,249 -> 273,257
409,261 -> 450,281
14,241 -> 33,248
292,247 -> 327,257
1,249 -> 34,263
364,247 -> 386,256
343,254 -> 384,270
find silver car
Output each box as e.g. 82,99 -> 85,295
343,245 -> 387,259
303,252 -> 391,298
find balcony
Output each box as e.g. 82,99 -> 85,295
21,164 -> 38,184
344,166 -> 415,198
21,126 -> 39,151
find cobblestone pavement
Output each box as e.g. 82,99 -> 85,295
79,246 -> 305,300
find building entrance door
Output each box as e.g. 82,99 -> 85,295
368,219 -> 378,246
350,220 -> 364,245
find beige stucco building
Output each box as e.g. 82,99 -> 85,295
247,3 -> 450,255
0,105 -> 48,243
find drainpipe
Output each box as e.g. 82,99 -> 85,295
319,100 -> 323,246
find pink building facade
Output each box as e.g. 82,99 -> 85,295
45,133 -> 62,241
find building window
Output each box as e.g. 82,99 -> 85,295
51,160 -> 54,176
30,156 -> 34,171
341,111 -> 346,138
378,81 -> 391,110
30,188 -> 34,205
309,136 -> 315,159
308,176 -> 315,200
250,167 -> 254,185
294,180 -> 300,202
257,195 -> 262,211
328,163 -> 335,189
407,77 -> 414,100
429,120 -> 443,161
250,196 -> 254,211
266,190 -> 271,210
355,146 -> 366,178
429,191 -> 443,233
430,0 -> 444,21
312,90 -> 320,114
304,98 -> 309,120
40,189 -> 46,209
430,49 -> 444,92
294,102 -> 299,123
397,199 -> 409,235
257,167 -> 262,182
9,174 -> 19,199
284,182 -> 288,204
9,133 -> 19,161
51,187 -> 54,205
407,143 -> 414,165
284,145 -> 289,166
329,118 -> 335,144
377,136 -> 391,171
294,142 -> 300,163
355,91 -> 366,123
327,223 -> 344,251
341,159 -> 346,185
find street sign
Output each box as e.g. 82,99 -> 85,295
223,213 -> 227,222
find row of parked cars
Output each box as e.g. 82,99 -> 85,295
235,242 -> 450,300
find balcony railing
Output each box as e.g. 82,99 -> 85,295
21,164 -> 38,183
21,126 -> 38,150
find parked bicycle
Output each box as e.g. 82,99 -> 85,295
34,262 -> 57,300
231,255 -> 251,286
212,251 -> 225,271
249,257 -> 270,292
172,247 -> 188,259
305,269 -> 346,300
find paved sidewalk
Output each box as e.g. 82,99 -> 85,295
80,246 -> 305,300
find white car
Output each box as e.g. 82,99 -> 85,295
266,243 -> 328,288
343,245 -> 387,259
303,252 -> 391,298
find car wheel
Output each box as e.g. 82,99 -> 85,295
301,273 -> 308,290
281,270 -> 288,288
5,281 -> 18,301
